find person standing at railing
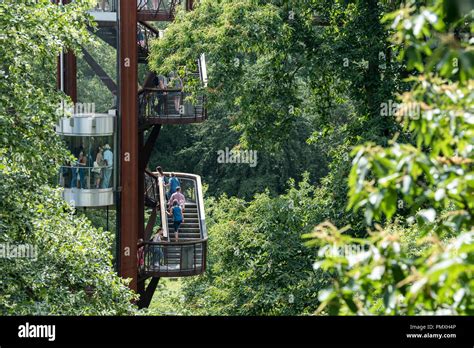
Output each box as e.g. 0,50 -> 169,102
150,228 -> 164,268
168,200 -> 183,241
79,151 -> 88,189
61,160 -> 72,188
153,75 -> 167,116
156,166 -> 170,204
92,146 -> 104,189
71,151 -> 87,189
168,72 -> 183,114
101,144 -> 113,189
137,29 -> 145,48
156,166 -> 169,188
137,238 -> 145,272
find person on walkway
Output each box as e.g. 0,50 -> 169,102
153,75 -> 167,116
168,186 -> 185,211
137,29 -> 145,48
137,238 -> 145,272
102,144 -> 113,188
168,200 -> 183,241
78,151 -> 88,188
71,151 -> 87,189
156,166 -> 169,189
92,146 -> 104,189
150,228 -> 164,267
168,172 -> 180,199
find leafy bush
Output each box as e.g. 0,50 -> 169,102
172,176 -> 328,315
307,0 -> 473,315
0,0 -> 137,315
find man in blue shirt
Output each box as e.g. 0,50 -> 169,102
168,200 -> 183,241
168,173 -> 180,199
101,144 -> 113,189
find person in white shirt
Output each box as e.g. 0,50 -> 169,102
150,228 -> 164,267
101,144 -> 113,189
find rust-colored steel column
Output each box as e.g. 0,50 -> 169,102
138,132 -> 145,243
64,51 -> 77,103
119,0 -> 139,292
137,131 -> 145,295
57,51 -> 77,103
56,0 -> 77,103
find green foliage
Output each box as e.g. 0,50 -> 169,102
150,0 -> 400,228
304,0 -> 403,233
385,0 -> 473,83
167,176 -> 327,315
149,0 -> 330,149
307,0 -> 473,315
306,222 -> 473,315
0,0 -> 136,315
151,109 -> 329,199
0,186 -> 137,315
147,278 -> 185,315
0,0 -> 95,182
77,38 -> 117,112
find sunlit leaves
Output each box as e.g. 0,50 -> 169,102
384,0 -> 473,84
0,0 -> 137,315
149,0 -> 326,149
307,0 -> 474,315
167,176 -> 327,315
307,222 -> 474,315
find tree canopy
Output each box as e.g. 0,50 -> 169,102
149,0 -> 473,316
0,0 -> 472,317
307,0 -> 473,315
0,0 -> 136,315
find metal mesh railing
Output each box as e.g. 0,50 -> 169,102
139,240 -> 206,276
138,89 -> 206,122
93,0 -> 117,11
137,0 -> 181,20
59,165 -> 113,189
140,172 -> 207,277
144,171 -> 159,208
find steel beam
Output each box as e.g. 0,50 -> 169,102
140,125 -> 161,171
137,132 -> 145,296
55,0 -> 77,103
82,48 -> 117,95
138,131 -> 145,241
144,207 -> 158,241
137,277 -> 160,309
137,12 -> 174,21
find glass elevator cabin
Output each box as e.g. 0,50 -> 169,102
56,111 -> 116,207
56,0 -> 207,307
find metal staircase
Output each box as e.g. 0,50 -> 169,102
140,172 -> 207,279
168,202 -> 201,241
69,0 -> 206,308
